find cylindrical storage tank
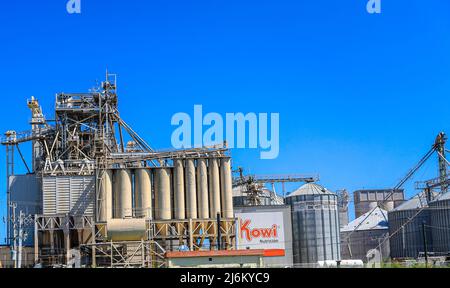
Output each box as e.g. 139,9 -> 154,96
208,158 -> 221,218
107,219 -> 147,241
173,159 -> 186,220
197,159 -> 209,219
113,169 -> 133,219
154,168 -> 172,220
340,207 -> 390,262
286,183 -> 341,266
430,193 -> 450,254
220,157 -> 234,219
185,159 -> 198,219
99,170 -> 113,222
134,168 -> 152,219
388,193 -> 432,259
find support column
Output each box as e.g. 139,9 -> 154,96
34,218 -> 39,265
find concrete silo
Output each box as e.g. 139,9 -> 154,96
341,207 -> 389,262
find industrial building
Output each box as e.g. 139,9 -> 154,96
1,73 -> 237,268
341,207 -> 390,262
285,183 -> 341,267
353,189 -> 405,218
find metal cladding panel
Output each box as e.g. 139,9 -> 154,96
9,175 -> 42,246
43,176 -> 95,216
430,199 -> 450,254
286,194 -> 341,265
388,208 -> 432,259
43,177 -> 57,215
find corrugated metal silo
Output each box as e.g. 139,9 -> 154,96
429,193 -> 450,254
388,192 -> 434,259
286,183 -> 341,266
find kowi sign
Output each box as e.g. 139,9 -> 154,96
236,212 -> 285,250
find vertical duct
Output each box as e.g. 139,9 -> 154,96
197,159 -> 209,219
113,169 -> 133,219
208,158 -> 221,217
185,159 -> 198,219
154,168 -> 172,220
174,159 -> 186,219
134,168 -> 152,219
99,170 -> 113,222
220,158 -> 234,218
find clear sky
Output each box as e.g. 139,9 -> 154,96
0,1 -> 449,244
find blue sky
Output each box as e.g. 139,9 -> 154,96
0,1 -> 449,243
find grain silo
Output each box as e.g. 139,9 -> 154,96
341,207 -> 389,262
429,192 -> 450,255
388,192 -> 435,259
285,183 -> 341,266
